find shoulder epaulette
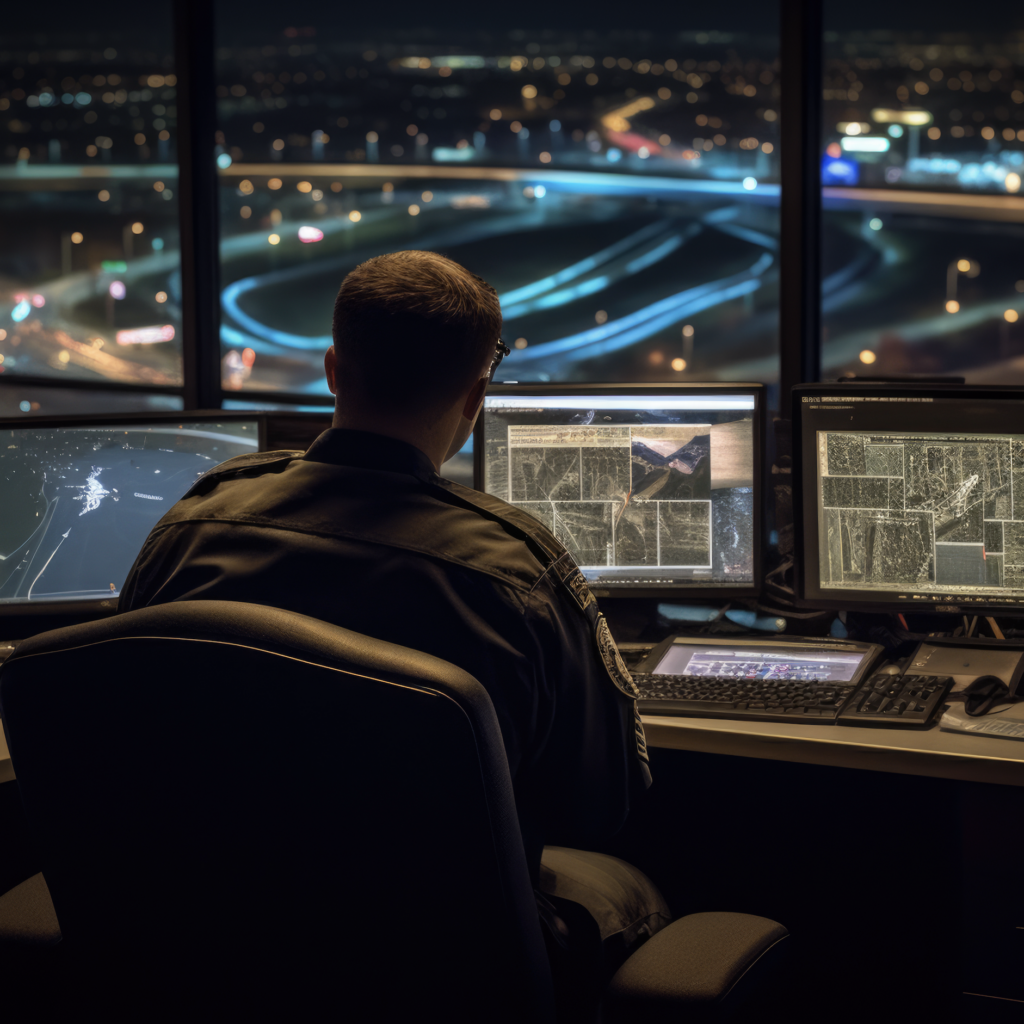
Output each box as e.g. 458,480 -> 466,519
186,450 -> 301,497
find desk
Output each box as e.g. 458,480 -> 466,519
641,714 -> 1024,787
3,711 -> 1024,787
632,713 -> 1024,1020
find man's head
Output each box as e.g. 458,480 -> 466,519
325,250 -> 503,470
329,250 -> 502,410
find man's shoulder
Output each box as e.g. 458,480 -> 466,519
429,479 -> 597,608
189,449 -> 302,489
430,478 -> 563,558
147,454 -> 582,596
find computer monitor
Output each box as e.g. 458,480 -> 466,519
475,383 -> 764,598
0,412 -> 262,619
794,382 -> 1024,613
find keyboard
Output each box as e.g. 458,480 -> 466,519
837,671 -> 953,728
633,672 -> 857,723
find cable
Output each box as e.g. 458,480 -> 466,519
986,616 -> 1005,640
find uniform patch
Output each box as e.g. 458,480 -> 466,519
551,553 -> 595,611
595,614 -> 639,699
565,568 -> 594,611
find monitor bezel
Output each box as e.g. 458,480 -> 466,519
0,409 -> 267,619
473,381 -> 765,600
793,382 -> 1024,613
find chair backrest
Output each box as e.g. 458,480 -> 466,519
0,601 -> 554,1021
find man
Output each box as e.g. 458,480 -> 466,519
119,250 -> 668,997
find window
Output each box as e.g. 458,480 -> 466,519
214,13 -> 780,398
17,4 -> 1024,418
822,19 -> 1024,382
0,9 -> 182,412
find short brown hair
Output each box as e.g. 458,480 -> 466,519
331,250 -> 502,411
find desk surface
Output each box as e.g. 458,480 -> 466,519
3,711 -> 1024,788
642,714 -> 1024,787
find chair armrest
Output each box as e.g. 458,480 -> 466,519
604,911 -> 788,1022
0,873 -> 61,947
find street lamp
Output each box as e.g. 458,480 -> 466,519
946,258 -> 980,313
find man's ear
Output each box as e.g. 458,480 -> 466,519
462,375 -> 489,420
324,346 -> 338,395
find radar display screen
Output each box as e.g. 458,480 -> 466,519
0,420 -> 259,605
797,385 -> 1024,611
479,386 -> 761,593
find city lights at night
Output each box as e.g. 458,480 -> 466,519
3,18 -> 1024,402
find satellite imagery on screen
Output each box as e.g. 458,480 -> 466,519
817,430 -> 1024,596
484,400 -> 754,584
0,422 -> 258,603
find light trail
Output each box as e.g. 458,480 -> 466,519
219,208 -> 555,351
499,219 -> 672,307
502,225 -> 699,320
506,252 -> 774,372
26,528 -> 71,600
219,203 -> 742,359
9,161 -> 1024,225
21,163 -> 958,389
217,191 -> 781,380
217,163 -> 779,201
0,487 -> 58,599
54,426 -> 258,447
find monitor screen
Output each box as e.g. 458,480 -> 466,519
796,384 -> 1024,612
644,637 -> 873,684
476,383 -> 762,596
0,417 -> 260,608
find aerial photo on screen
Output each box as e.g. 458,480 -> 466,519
484,400 -> 753,584
817,430 -> 1024,596
0,422 -> 257,603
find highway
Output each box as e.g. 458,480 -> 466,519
4,163 -> 1024,391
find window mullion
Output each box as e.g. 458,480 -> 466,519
174,0 -> 222,410
779,0 -> 824,407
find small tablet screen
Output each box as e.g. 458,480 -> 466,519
648,640 -> 872,683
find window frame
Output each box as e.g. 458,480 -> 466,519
4,0 -> 819,413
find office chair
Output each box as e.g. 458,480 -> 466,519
0,601 -> 787,1021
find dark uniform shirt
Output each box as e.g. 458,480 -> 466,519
119,428 -> 651,878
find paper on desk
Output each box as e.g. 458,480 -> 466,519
939,701 -> 1024,740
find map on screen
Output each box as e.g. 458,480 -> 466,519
0,421 -> 258,604
481,392 -> 758,589
817,430 -> 1023,596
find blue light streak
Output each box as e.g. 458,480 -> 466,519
624,235 -> 683,274
499,219 -> 671,307
508,252 -> 773,370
